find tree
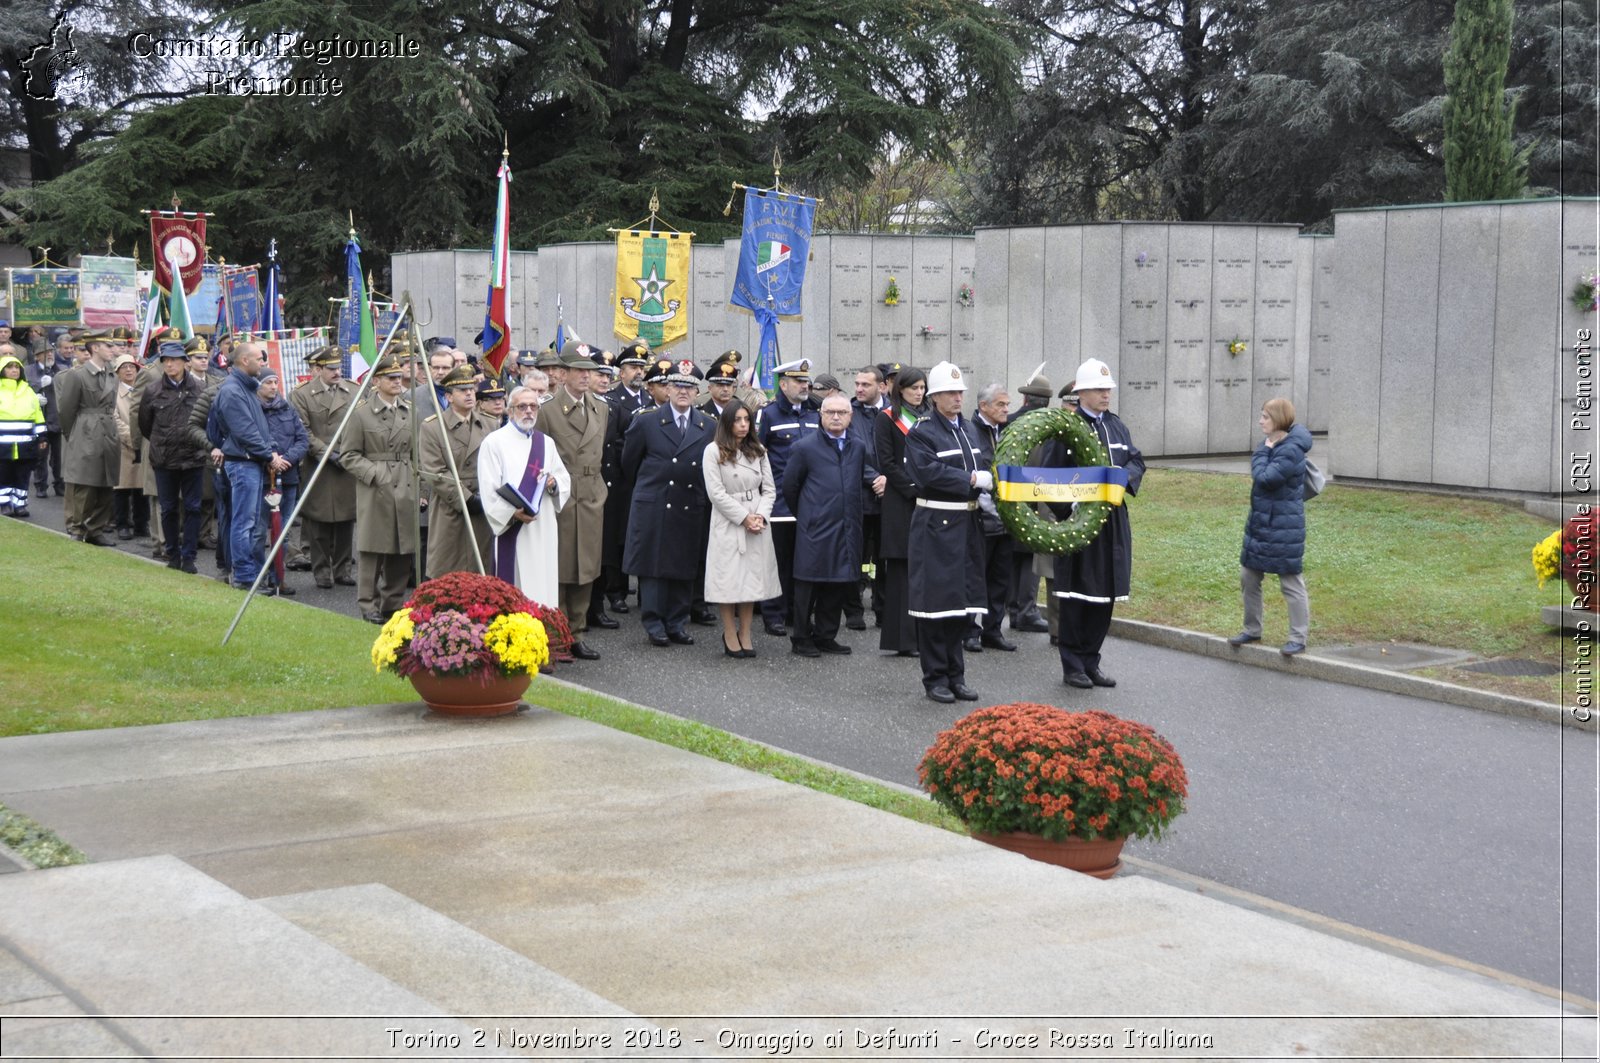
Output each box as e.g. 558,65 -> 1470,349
1442,0 -> 1527,200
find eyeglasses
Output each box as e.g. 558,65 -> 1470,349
510,402 -> 540,411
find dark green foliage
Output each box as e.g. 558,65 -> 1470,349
1443,0 -> 1528,200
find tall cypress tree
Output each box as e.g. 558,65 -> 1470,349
1442,0 -> 1528,201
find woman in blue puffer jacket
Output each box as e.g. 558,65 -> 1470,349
1229,397 -> 1312,656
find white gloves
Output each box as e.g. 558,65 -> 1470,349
973,470 -> 994,492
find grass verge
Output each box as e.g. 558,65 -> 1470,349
0,519 -> 964,840
1121,469 -> 1569,702
0,803 -> 88,868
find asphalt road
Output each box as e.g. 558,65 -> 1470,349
18,490 -> 1599,1002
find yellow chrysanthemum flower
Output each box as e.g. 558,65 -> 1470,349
484,613 -> 549,675
1532,529 -> 1564,588
370,608 -> 416,673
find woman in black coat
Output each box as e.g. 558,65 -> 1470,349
873,366 -> 927,655
1230,397 -> 1312,656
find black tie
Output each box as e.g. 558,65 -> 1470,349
676,414 -> 687,439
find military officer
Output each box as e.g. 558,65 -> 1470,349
904,361 -> 988,704
540,341 -> 612,659
754,358 -> 820,636
589,348 -> 617,396
620,364 -> 716,646
477,377 -> 507,426
55,329 -> 122,544
698,353 -> 740,419
534,347 -> 567,394
418,364 -> 494,578
609,340 -> 652,419
290,345 -> 360,588
338,356 -> 417,623
600,350 -> 663,614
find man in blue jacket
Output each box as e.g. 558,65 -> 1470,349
209,340 -> 290,590
255,368 -> 309,595
754,359 -> 819,636
782,394 -> 885,657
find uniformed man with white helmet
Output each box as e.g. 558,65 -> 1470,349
904,360 -> 988,704
1050,357 -> 1144,689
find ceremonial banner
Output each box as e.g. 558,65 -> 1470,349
8,269 -> 80,327
336,299 -> 399,360
78,256 -> 139,330
135,271 -> 154,328
255,327 -> 328,392
995,464 -> 1129,506
729,187 -> 816,391
224,268 -> 262,335
481,151 -> 513,376
341,233 -> 378,382
192,264 -> 223,325
259,240 -> 284,333
148,212 -> 207,295
614,229 -> 691,348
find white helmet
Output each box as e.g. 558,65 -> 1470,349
926,360 -> 967,395
1070,358 -> 1116,392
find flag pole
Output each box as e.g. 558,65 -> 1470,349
406,292 -> 485,575
221,305 -> 412,645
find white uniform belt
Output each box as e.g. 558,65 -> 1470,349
916,498 -> 977,511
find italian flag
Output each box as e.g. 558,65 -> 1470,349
756,240 -> 790,273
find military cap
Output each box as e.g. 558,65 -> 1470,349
590,347 -> 618,374
618,339 -> 651,366
184,335 -> 210,356
642,357 -> 675,384
476,377 -> 506,399
535,346 -> 566,370
157,341 -> 188,361
108,326 -> 135,342
441,364 -> 477,389
80,329 -> 113,345
150,326 -> 184,346
666,358 -> 703,387
560,339 -> 597,369
515,349 -> 540,368
773,357 -> 811,381
707,352 -> 741,384
810,372 -> 843,394
876,361 -> 902,380
1019,373 -> 1054,400
371,355 -> 406,378
307,344 -> 343,368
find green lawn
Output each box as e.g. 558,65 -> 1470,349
1120,469 -> 1567,701
0,519 -> 966,846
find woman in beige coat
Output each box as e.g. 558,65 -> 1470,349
111,353 -> 149,539
701,401 -> 781,658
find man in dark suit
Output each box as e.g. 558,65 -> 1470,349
755,359 -> 820,636
600,340 -> 653,614
620,365 -> 716,646
781,394 -> 884,657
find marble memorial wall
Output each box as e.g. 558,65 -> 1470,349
391,250 -> 538,351
1328,198 -> 1596,494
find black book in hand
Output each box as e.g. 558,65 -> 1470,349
496,479 -> 544,515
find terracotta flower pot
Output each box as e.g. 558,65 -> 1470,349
408,672 -> 531,717
973,831 -> 1126,879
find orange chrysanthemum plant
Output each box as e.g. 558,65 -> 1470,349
919,703 -> 1189,842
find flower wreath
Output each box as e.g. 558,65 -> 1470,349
993,407 -> 1114,555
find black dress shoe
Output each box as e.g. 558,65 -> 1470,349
362,611 -> 387,624
648,633 -> 671,647
316,578 -> 334,589
607,597 -> 630,614
1086,667 -> 1116,688
570,641 -> 601,660
963,636 -> 983,653
667,631 -> 695,645
181,560 -> 198,574
790,641 -> 821,658
335,575 -> 357,586
981,634 -> 1018,652
83,531 -> 114,546
116,526 -> 134,541
925,686 -> 956,704
724,638 -> 744,658
950,682 -> 980,701
1064,671 -> 1094,689
1012,616 -> 1050,633
763,621 -> 788,637
845,616 -> 867,631
11,507 -> 28,519
1227,631 -> 1261,647
587,611 -> 620,630
690,609 -> 717,626
815,639 -> 852,655
1049,635 -> 1059,646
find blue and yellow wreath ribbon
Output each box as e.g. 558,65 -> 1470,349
995,464 -> 1128,506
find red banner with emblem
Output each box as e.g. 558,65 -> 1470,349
148,212 -> 207,296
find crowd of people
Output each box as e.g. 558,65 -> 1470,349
0,318 -> 1314,699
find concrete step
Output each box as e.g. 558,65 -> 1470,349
1526,498 -> 1590,523
0,855 -> 515,1059
261,883 -> 636,1023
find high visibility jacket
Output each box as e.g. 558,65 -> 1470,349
0,356 -> 46,461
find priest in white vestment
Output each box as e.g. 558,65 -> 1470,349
478,386 -> 570,608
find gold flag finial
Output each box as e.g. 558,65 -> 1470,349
171,193 -> 181,212
648,188 -> 660,217
772,146 -> 783,190
348,210 -> 356,240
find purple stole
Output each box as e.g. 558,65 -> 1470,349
494,430 -> 545,585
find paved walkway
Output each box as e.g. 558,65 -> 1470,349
0,704 -> 1592,1060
